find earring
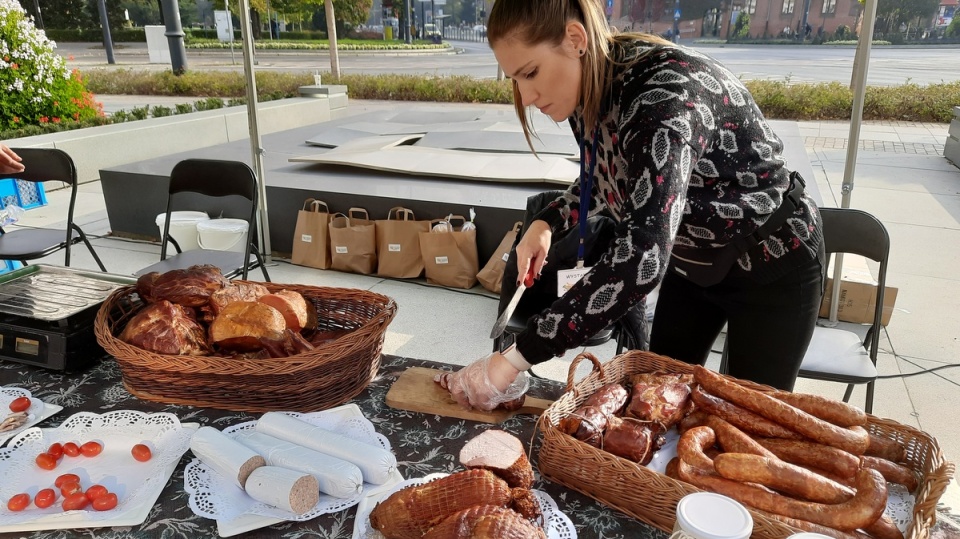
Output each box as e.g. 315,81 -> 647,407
578,49 -> 584,56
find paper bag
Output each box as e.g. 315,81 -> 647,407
376,207 -> 430,279
419,215 -> 479,289
291,198 -> 332,269
477,221 -> 522,294
329,207 -> 377,275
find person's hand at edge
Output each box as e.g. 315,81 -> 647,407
0,145 -> 24,175
435,352 -> 527,411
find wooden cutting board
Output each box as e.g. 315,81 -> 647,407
385,367 -> 553,424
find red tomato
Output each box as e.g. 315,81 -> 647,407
61,492 -> 89,511
34,488 -> 57,509
91,492 -> 118,511
59,481 -> 82,497
6,493 -> 30,512
62,442 -> 80,458
9,396 -> 30,413
79,441 -> 103,458
54,473 -> 81,489
48,442 -> 64,460
131,443 -> 152,462
84,485 -> 108,503
35,452 -> 58,471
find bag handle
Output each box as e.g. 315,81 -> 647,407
330,212 -> 349,227
511,221 -> 523,233
348,207 -> 370,220
302,198 -> 329,213
388,207 -> 416,221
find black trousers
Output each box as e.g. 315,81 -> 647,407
649,247 -> 824,391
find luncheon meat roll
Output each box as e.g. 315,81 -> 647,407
244,466 -> 319,515
189,426 -> 265,489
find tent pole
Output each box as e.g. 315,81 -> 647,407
238,0 -> 273,264
829,0 -> 878,323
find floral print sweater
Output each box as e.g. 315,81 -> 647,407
515,41 -> 822,365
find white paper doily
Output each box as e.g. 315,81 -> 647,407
353,473 -> 577,539
0,387 -> 46,446
185,406 -> 395,523
0,410 -> 194,529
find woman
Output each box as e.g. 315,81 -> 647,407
441,0 -> 824,410
0,144 -> 23,174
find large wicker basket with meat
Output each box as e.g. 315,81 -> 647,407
95,281 -> 397,412
536,351 -> 954,539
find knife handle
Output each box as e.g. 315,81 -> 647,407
521,269 -> 535,288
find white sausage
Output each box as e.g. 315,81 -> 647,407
255,412 -> 397,485
190,426 -> 265,489
234,431 -> 363,499
244,466 -> 319,515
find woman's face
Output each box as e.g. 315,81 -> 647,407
492,36 -> 583,122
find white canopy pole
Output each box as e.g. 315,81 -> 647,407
828,0 -> 878,323
237,0 -> 273,263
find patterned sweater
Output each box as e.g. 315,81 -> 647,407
515,41 -> 823,365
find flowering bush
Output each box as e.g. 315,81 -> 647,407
0,0 -> 102,131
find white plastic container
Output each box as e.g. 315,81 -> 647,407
197,218 -> 250,253
155,211 -> 209,252
671,492 -> 753,539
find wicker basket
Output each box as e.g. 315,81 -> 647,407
95,282 -> 397,412
537,350 -> 955,539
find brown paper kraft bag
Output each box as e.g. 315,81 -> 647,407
419,215 -> 479,289
329,208 -> 377,275
291,198 -> 332,269
477,221 -> 522,294
376,207 -> 430,279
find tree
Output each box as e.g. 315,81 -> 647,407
876,0 -> 938,34
22,0 -> 88,29
85,0 -> 127,29
731,10 -> 750,39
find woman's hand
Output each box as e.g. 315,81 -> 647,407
516,220 -> 552,281
435,353 -> 528,411
0,145 -> 24,174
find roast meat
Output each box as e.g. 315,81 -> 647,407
119,300 -> 210,356
199,282 -> 271,323
626,372 -> 694,428
141,265 -> 229,307
209,301 -> 286,352
257,290 -> 310,331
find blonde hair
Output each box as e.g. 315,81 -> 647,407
488,0 -> 673,152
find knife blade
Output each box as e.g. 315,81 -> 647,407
489,268 -> 536,339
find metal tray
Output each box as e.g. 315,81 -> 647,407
0,265 -> 135,322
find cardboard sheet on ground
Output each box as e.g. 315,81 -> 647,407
290,134 -> 578,185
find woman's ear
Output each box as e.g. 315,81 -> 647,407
565,21 -> 588,57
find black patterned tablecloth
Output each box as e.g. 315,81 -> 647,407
0,355 -> 665,539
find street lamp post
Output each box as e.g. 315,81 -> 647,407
672,0 -> 680,43
96,0 -> 116,64
32,0 -> 43,29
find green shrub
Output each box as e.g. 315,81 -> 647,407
129,105 -> 149,120
0,0 -> 105,130
194,97 -> 225,111
946,17 -> 960,38
44,27 -> 147,42
731,12 -> 751,40
175,103 -> 194,114
151,105 -> 173,117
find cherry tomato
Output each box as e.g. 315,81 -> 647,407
35,452 -> 58,471
85,485 -> 108,503
131,443 -> 152,462
9,396 -> 30,413
55,473 -> 81,489
34,488 -> 57,509
91,492 -> 118,511
62,442 -> 80,458
61,492 -> 89,511
59,481 -> 82,497
79,441 -> 103,458
6,493 -> 30,512
48,442 -> 64,460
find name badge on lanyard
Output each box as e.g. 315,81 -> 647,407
557,121 -> 602,298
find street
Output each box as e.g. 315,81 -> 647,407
56,40 -> 960,87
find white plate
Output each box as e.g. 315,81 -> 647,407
0,387 -> 63,447
0,411 -> 197,533
185,403 -> 402,538
353,473 -> 577,539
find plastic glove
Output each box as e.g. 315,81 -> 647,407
435,353 -> 529,411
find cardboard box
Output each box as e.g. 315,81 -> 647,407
819,277 -> 898,326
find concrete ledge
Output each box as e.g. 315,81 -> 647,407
946,107 -> 960,169
5,92 -> 350,185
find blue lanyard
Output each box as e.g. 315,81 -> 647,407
577,122 -> 602,267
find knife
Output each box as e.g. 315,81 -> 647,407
489,268 -> 536,339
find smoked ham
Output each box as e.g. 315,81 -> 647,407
421,505 -> 547,539
602,416 -> 666,465
258,290 -> 310,331
209,301 -> 286,351
459,430 -> 533,489
625,372 -> 694,428
140,265 -> 228,307
120,300 -> 210,355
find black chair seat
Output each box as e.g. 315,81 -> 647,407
0,228 -> 80,258
136,249 -> 261,279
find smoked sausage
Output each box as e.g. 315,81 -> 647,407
866,433 -> 907,463
677,426 -> 718,471
693,366 -> 869,455
861,455 -> 919,492
700,414 -> 778,459
759,510 -> 872,539
772,391 -> 868,427
713,452 -> 855,504
754,438 -> 860,479
691,385 -> 803,439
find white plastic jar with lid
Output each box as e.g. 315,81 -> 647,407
671,492 -> 753,539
